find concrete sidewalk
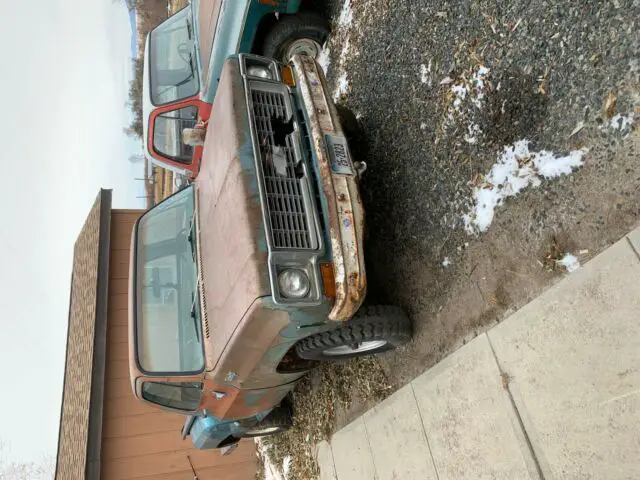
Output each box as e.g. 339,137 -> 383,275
317,228 -> 640,480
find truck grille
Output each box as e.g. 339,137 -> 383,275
251,90 -> 314,250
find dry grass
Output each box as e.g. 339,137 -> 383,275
541,234 -> 576,271
258,356 -> 393,480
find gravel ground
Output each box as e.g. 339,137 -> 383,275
261,1 -> 639,476
312,0 -> 640,423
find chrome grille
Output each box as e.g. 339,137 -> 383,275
251,90 -> 313,250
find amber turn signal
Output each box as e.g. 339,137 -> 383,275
281,65 -> 296,87
320,263 -> 336,299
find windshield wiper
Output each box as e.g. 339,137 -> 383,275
186,211 -> 197,262
190,292 -> 201,343
185,50 -> 196,81
186,18 -> 193,39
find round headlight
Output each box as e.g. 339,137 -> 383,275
278,269 -> 310,299
247,65 -> 273,80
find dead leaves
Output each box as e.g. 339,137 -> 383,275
259,357 -> 393,480
604,92 -> 617,119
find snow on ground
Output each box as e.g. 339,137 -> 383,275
337,0 -> 353,26
420,61 -> 432,86
335,73 -> 350,100
607,113 -> 635,136
330,0 -> 355,100
282,456 -> 292,478
558,253 -> 580,272
441,65 -> 490,144
465,122 -> 482,144
450,65 -> 490,111
317,44 -> 331,74
442,257 -> 452,267
256,439 -> 285,480
463,140 -> 587,234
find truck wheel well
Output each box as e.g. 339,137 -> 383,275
252,13 -> 280,55
276,345 -> 319,373
217,435 -> 238,448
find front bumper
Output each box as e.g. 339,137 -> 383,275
291,54 -> 366,322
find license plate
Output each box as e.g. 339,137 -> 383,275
326,135 -> 354,175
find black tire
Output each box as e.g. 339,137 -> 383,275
263,13 -> 330,62
295,306 -> 413,362
241,406 -> 293,438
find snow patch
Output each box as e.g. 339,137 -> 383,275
420,61 -> 432,86
607,113 -> 635,135
334,73 -> 350,101
449,66 -> 490,112
337,0 -> 354,27
256,440 -> 285,480
317,44 -> 331,74
442,66 -> 491,144
463,140 -> 587,234
465,122 -> 482,144
558,253 -> 580,273
442,257 -> 452,267
331,0 -> 355,100
282,456 -> 292,478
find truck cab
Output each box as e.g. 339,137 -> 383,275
142,1 -> 329,178
129,53 -> 413,452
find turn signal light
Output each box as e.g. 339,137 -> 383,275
320,263 -> 336,299
281,65 -> 296,87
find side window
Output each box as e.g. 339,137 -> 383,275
142,381 -> 203,411
153,106 -> 199,164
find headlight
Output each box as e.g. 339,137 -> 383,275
247,65 -> 273,80
278,269 -> 310,299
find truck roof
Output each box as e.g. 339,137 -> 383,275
142,33 -> 153,165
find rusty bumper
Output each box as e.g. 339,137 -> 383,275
291,54 -> 366,322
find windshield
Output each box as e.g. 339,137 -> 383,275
134,186 -> 204,374
150,7 -> 199,105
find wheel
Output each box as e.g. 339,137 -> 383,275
295,306 -> 413,361
263,13 -> 330,62
241,406 -> 293,438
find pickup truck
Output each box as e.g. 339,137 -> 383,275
143,0 -> 329,179
128,53 -> 413,454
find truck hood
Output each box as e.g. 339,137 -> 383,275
194,58 -> 270,370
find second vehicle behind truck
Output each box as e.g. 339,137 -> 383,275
143,0 -> 330,178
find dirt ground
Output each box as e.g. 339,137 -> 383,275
301,0 -> 640,430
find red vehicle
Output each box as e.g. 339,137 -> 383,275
143,1 -> 330,179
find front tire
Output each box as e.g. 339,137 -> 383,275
295,306 -> 413,361
263,13 -> 330,62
